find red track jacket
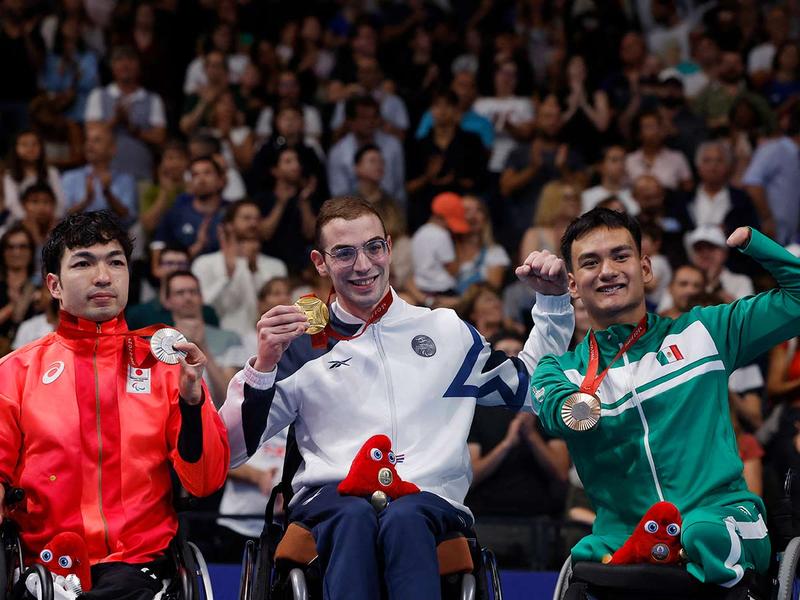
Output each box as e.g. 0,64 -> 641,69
0,313 -> 230,564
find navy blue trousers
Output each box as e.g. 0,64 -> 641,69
290,484 -> 472,600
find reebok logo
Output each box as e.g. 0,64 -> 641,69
328,358 -> 352,369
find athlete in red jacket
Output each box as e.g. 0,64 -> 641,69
0,211 -> 230,599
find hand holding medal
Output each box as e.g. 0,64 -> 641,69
253,305 -> 312,373
150,327 -> 207,405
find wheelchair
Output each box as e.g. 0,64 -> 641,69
236,432 -> 504,600
551,470 -> 800,600
0,488 -> 214,600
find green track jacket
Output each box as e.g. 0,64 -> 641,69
531,229 -> 800,545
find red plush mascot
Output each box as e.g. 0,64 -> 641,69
338,435 -> 420,501
38,532 -> 92,591
608,501 -> 683,565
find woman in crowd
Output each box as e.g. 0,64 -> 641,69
2,131 -> 66,220
518,180 -> 581,259
455,195 -> 510,293
0,224 -> 41,356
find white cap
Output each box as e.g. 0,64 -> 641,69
684,226 -> 727,257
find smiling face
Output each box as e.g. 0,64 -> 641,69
46,241 -> 129,322
568,226 -> 652,330
310,214 -> 391,320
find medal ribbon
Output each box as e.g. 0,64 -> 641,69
57,321 -> 171,368
580,315 -> 648,396
309,288 -> 394,349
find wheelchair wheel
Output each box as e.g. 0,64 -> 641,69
186,542 -> 214,600
239,539 -> 257,600
288,568 -> 308,600
552,556 -> 572,600
482,548 -> 503,600
20,564 -> 53,600
459,573 -> 476,600
778,537 -> 800,600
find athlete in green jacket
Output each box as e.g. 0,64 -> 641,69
531,208 -> 800,586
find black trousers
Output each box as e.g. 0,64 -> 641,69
79,561 -> 166,600
17,559 -> 167,600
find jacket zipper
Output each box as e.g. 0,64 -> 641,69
94,324 -> 112,553
622,351 -> 664,501
372,323 -> 397,445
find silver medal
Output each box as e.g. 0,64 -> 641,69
377,467 -> 393,486
149,328 -> 188,364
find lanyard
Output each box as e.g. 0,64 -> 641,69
57,322 -> 168,368
310,288 -> 394,349
580,315 -> 648,396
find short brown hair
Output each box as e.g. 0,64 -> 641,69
314,196 -> 387,249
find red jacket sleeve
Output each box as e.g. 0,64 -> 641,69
167,380 -> 230,497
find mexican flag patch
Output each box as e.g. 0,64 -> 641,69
656,345 -> 684,365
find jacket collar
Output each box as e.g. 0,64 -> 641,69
57,311 -> 129,336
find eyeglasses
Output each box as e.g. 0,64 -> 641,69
322,238 -> 388,267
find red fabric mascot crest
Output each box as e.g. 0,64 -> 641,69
38,532 -> 93,591
609,501 -> 683,565
338,435 -> 420,499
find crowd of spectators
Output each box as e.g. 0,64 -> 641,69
1,0 -> 800,569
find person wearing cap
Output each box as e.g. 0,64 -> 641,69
532,207 -> 800,587
684,225 -> 754,304
220,196 -> 573,599
84,45 -> 167,182
0,211 -> 229,599
410,192 -> 469,306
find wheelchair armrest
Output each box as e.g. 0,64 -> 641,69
571,562 -> 756,597
274,522 -> 318,566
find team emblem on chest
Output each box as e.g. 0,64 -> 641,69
411,335 -> 436,357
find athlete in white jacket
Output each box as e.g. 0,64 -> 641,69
220,196 -> 573,600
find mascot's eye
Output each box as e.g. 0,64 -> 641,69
645,520 -> 659,534
58,556 -> 73,569
39,549 -> 53,562
387,451 -> 396,464
666,523 -> 680,536
370,448 -> 383,461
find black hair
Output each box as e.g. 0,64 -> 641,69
8,130 -> 47,184
430,88 -> 459,107
560,207 -> 642,272
21,182 -> 56,204
488,329 -> 526,347
354,143 -> 381,164
223,198 -> 261,224
189,155 -> 225,177
162,138 -> 188,155
0,223 -> 36,279
188,132 -> 222,155
163,269 -> 199,299
345,95 -> 380,120
42,211 -> 134,279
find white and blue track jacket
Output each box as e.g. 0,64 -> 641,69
220,288 -> 573,514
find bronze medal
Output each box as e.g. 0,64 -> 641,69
295,296 -> 329,335
377,467 -> 393,486
561,392 -> 601,431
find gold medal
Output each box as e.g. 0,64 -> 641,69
294,296 -> 329,335
561,392 -> 601,431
